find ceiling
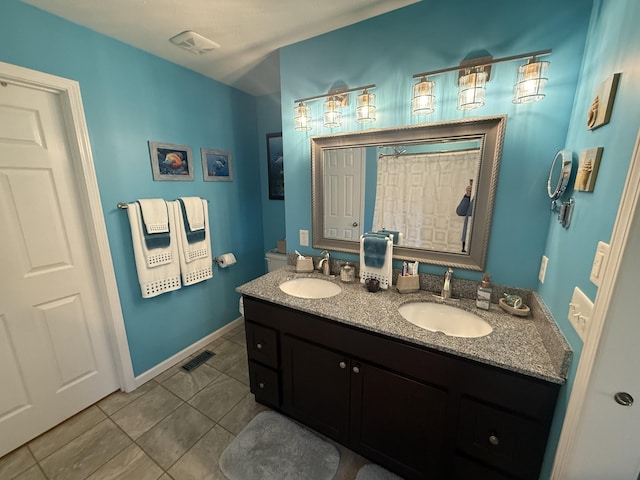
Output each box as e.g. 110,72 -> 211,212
22,0 -> 419,96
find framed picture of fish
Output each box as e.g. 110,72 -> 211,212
201,148 -> 233,182
148,141 -> 194,181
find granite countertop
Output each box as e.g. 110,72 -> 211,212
237,267 -> 571,384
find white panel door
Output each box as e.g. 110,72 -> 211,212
0,81 -> 118,456
323,147 -> 364,240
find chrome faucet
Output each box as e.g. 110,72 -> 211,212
318,250 -> 331,276
441,268 -> 453,299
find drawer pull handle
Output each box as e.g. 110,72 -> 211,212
614,392 -> 634,406
256,343 -> 263,350
352,366 -> 360,374
259,382 -> 265,389
339,361 -> 347,369
488,435 -> 500,446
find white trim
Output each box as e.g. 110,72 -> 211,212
552,128 -> 640,477
0,60 -> 136,392
134,316 -> 244,388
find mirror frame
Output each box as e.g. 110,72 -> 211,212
311,115 -> 507,271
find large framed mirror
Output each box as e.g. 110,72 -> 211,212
311,116 -> 506,271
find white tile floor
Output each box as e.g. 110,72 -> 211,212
0,323 -> 372,480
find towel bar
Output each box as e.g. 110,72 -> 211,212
117,200 -> 209,209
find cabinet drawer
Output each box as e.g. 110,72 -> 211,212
452,454 -> 515,480
457,398 -> 548,479
246,321 -> 278,368
249,360 -> 280,407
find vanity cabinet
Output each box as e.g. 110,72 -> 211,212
243,296 -> 560,480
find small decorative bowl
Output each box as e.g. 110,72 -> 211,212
366,278 -> 380,293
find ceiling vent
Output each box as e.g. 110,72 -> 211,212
169,30 -> 220,55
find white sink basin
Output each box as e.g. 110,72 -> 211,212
279,277 -> 342,299
398,302 -> 492,338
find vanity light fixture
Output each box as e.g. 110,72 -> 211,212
323,96 -> 343,128
412,49 -> 551,113
356,89 -> 376,123
293,102 -> 312,131
458,68 -> 488,110
293,84 -> 376,131
411,77 -> 436,115
513,57 -> 549,104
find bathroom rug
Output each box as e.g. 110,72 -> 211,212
218,410 -> 340,480
356,463 -> 405,480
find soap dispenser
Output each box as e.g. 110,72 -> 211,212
476,274 -> 492,310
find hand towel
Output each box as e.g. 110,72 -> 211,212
138,199 -> 171,250
138,199 -> 169,233
178,196 -> 205,231
172,199 -> 213,286
177,198 -> 206,244
363,234 -> 388,268
127,202 -> 181,298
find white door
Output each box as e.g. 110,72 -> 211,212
323,147 -> 364,240
0,79 -> 119,456
553,131 -> 640,478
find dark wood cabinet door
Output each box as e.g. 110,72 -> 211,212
350,362 -> 449,479
281,335 -> 351,443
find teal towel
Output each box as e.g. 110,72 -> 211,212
377,229 -> 400,245
363,235 -> 388,268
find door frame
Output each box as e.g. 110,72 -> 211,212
552,129 -> 640,476
0,60 -> 135,392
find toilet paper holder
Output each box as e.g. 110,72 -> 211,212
213,253 -> 237,268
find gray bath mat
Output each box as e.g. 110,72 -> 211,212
356,463 -> 404,480
219,410 -> 340,480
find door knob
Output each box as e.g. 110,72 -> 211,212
339,361 -> 347,369
352,366 -> 360,374
614,392 -> 634,406
352,222 -> 358,227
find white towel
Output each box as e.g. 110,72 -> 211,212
127,202 -> 181,298
138,198 -> 169,233
179,196 -> 205,231
172,199 -> 213,286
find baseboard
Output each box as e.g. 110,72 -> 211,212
132,316 -> 244,390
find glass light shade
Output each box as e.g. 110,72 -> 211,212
356,90 -> 376,123
458,70 -> 487,110
412,78 -> 435,115
293,102 -> 311,131
323,97 -> 342,128
513,59 -> 549,104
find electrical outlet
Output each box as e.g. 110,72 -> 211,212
539,255 -> 548,283
568,286 -> 594,342
590,241 -> 610,287
299,229 -> 309,247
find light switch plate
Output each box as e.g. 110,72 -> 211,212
590,241 -> 610,287
539,255 -> 548,283
568,286 -> 594,342
299,229 -> 309,247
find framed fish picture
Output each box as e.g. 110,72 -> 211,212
149,141 -> 194,181
201,148 -> 233,182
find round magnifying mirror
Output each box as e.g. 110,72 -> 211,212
548,149 -> 573,200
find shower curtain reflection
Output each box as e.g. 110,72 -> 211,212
372,149 -> 480,253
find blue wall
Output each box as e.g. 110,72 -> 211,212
256,93 -> 286,257
0,0 -> 266,375
538,0 -> 640,476
280,0 -> 592,289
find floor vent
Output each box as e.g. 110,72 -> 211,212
182,350 -> 215,372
